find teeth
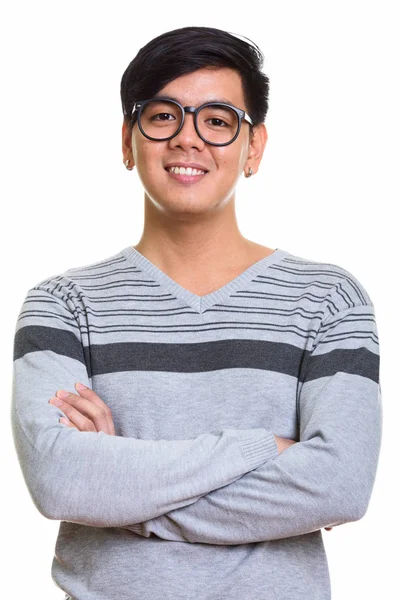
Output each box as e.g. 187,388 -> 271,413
167,166 -> 206,175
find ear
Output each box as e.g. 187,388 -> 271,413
122,119 -> 135,168
244,123 -> 268,176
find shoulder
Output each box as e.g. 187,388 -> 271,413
30,247 -> 127,297
279,248 -> 374,315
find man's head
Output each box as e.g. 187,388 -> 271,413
120,26 -> 270,135
121,27 -> 269,218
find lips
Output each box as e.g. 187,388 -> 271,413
165,167 -> 208,184
166,166 -> 206,175
164,162 -> 209,172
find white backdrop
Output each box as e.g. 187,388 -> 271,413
2,1 -> 398,598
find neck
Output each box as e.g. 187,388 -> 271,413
133,194 -> 254,276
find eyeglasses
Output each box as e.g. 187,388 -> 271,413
130,97 -> 253,146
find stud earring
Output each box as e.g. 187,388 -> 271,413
125,159 -> 133,170
245,167 -> 253,178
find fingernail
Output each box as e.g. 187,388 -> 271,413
76,382 -> 88,391
49,396 -> 63,406
56,390 -> 69,399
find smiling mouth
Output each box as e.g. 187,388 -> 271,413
165,166 -> 208,175
164,166 -> 208,183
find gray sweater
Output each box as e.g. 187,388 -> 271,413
11,245 -> 382,600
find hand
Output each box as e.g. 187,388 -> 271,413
274,434 -> 297,454
48,383 -> 116,435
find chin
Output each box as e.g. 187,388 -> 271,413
152,192 -> 223,216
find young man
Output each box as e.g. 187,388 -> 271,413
11,26 -> 382,600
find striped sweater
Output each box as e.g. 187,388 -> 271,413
11,244 -> 382,600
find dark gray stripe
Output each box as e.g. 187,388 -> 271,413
300,346 -> 379,384
14,327 -> 379,384
13,325 -> 91,376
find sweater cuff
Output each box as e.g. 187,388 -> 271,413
238,429 -> 279,469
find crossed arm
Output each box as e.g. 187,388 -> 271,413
52,375 -> 378,545
13,288 -> 382,543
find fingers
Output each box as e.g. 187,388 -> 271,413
74,383 -> 116,435
48,387 -> 114,435
60,417 -> 78,430
49,394 -> 101,432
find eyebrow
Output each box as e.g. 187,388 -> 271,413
152,94 -> 236,106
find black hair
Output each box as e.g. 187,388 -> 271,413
120,26 -> 270,137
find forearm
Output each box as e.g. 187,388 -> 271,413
125,376 -> 382,544
12,288 -> 279,528
13,360 -> 277,527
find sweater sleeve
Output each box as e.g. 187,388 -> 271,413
124,301 -> 382,544
10,285 -> 279,528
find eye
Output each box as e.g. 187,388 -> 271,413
206,118 -> 228,127
152,113 -> 176,121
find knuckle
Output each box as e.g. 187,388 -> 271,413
83,422 -> 97,432
92,406 -> 108,419
66,394 -> 78,404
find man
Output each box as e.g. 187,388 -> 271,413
11,26 -> 381,600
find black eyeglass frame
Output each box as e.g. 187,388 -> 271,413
130,97 -> 254,147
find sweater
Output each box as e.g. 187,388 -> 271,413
11,244 -> 382,600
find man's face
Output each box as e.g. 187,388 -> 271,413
123,66 -> 266,218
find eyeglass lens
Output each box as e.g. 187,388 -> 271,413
139,100 -> 239,144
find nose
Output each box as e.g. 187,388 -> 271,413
168,110 -> 206,151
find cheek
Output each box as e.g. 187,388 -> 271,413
137,164 -> 163,194
135,151 -> 164,182
216,154 -> 243,178
215,143 -> 246,173
132,135 -> 162,167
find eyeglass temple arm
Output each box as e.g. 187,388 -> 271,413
243,112 -> 253,126
126,103 -> 140,126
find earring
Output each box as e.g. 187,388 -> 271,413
125,159 -> 133,170
245,167 -> 253,178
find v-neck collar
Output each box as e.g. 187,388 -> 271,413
121,245 -> 290,314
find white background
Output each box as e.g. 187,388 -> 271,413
2,1 -> 398,598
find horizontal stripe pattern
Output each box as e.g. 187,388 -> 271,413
11,245 -> 381,600
15,246 -> 379,386
14,324 -> 379,384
